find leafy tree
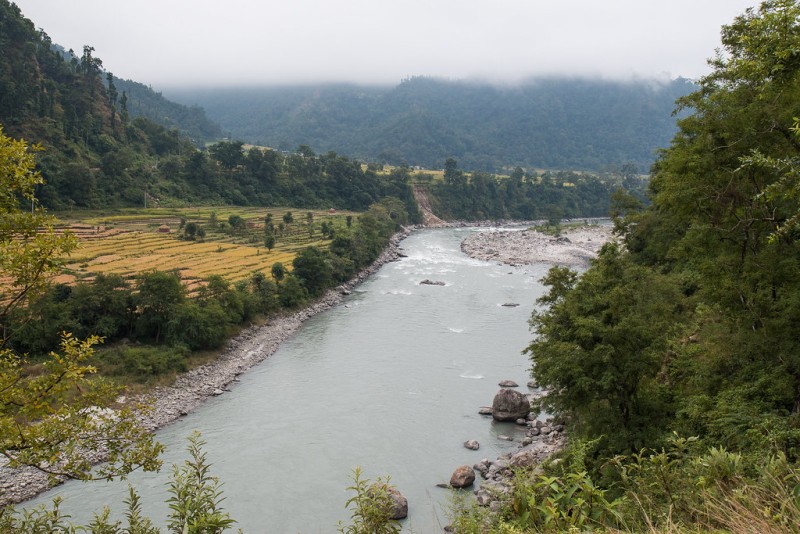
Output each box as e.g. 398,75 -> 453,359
528,245 -> 684,453
227,214 -> 245,233
277,274 -> 308,308
271,262 -> 286,283
292,246 -> 334,297
184,221 -> 199,240
264,231 -> 275,251
0,128 -> 162,484
249,272 -> 279,314
283,211 -> 293,224
134,270 -> 185,344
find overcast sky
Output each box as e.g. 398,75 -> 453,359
13,0 -> 759,88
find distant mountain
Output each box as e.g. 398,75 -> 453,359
111,76 -> 222,145
168,76 -> 695,172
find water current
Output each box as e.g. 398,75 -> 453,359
25,226 -> 553,532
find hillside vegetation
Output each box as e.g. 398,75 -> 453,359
169,76 -> 693,173
452,2 -> 800,531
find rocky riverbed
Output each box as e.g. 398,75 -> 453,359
0,227 -> 415,507
461,223 -> 614,268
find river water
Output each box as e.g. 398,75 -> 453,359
24,227 -> 553,532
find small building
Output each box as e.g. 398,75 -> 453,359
328,208 -> 336,214
158,224 -> 171,233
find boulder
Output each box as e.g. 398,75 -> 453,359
450,465 -> 476,488
419,279 -> 445,286
501,302 -> 520,307
463,440 -> 480,450
509,448 -> 541,469
478,406 -> 493,415
368,483 -> 408,520
527,380 -> 539,389
498,379 -> 519,388
491,388 -> 530,421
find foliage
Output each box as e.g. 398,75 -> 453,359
503,469 -> 624,531
338,467 -> 401,534
527,245 -> 685,454
166,431 -> 236,533
1,433 -> 236,533
425,165 -> 640,221
0,128 -> 162,484
449,3 -> 800,532
169,77 -> 693,172
0,126 -> 77,340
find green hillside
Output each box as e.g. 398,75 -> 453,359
169,76 -> 693,173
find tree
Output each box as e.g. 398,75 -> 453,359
184,221 -> 199,240
283,211 -> 293,224
134,270 -> 185,344
271,262 -> 286,283
0,128 -> 162,484
443,158 -> 465,186
227,214 -> 245,233
527,245 -> 684,453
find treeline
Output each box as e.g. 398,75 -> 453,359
454,2 -> 800,531
0,1 -> 419,215
424,159 -> 645,221
5,198 -> 408,381
169,76 -> 693,173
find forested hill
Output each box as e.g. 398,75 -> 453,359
110,75 -> 222,144
168,76 -> 694,172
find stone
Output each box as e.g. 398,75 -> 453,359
501,302 -> 520,307
491,388 -> 530,421
463,440 -> 480,450
527,380 -> 539,388
419,279 -> 445,286
212,389 -> 224,396
450,465 -> 476,488
478,406 -> 493,415
515,418 -> 528,426
498,435 -> 513,441
509,449 -> 541,469
368,483 -> 408,520
529,427 -> 541,436
498,379 -> 519,387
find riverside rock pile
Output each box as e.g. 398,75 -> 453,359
0,227 -> 415,506
461,224 -> 613,268
472,426 -> 566,511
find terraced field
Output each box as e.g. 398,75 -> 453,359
55,207 -> 355,292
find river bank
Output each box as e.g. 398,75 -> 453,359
0,227 -> 415,507
460,223 -> 614,268
454,222 -> 614,517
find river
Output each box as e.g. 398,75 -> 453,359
24,227 -> 553,532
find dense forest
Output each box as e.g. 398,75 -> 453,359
446,2 -> 800,531
169,76 -> 693,173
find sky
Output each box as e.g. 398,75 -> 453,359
13,0 -> 760,88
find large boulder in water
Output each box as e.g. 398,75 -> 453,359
492,388 -> 530,421
368,483 -> 408,519
450,465 -> 476,488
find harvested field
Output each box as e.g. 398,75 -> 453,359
54,207 -> 356,292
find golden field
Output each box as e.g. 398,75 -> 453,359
54,206 -> 356,293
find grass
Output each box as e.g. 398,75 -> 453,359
54,206 -> 357,293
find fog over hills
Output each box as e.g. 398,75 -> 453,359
169,76 -> 694,172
